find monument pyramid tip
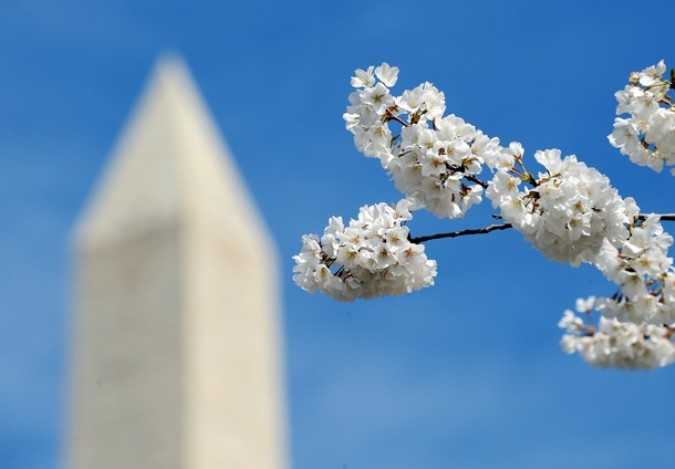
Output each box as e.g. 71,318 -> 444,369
150,52 -> 190,82
75,56 -> 274,253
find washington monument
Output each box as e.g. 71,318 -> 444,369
68,57 -> 287,468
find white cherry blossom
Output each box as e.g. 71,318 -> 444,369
609,60 -> 675,174
293,200 -> 437,301
559,311 -> 675,370
298,61 -> 675,371
343,64 -> 510,219
487,149 -> 637,266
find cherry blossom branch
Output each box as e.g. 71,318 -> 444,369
410,213 -> 675,244
639,213 -> 675,221
464,174 -> 488,189
296,61 -> 675,370
385,108 -> 409,127
409,222 -> 512,243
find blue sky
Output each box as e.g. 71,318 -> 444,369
1,0 -> 674,467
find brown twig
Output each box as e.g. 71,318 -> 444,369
409,213 -> 675,244
410,222 -> 512,243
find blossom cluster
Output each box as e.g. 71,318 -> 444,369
558,62 -> 675,368
559,300 -> 675,369
343,64 -> 507,218
293,200 -> 436,302
486,148 -> 637,266
609,60 -> 675,174
588,215 -> 675,324
559,211 -> 675,368
294,61 -> 675,370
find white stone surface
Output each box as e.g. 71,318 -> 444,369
69,57 -> 287,469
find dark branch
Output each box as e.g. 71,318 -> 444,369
409,213 -> 675,244
465,174 -> 488,189
385,108 -> 409,127
410,222 -> 512,243
639,213 -> 675,222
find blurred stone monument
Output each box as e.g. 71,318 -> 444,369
68,57 -> 286,469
